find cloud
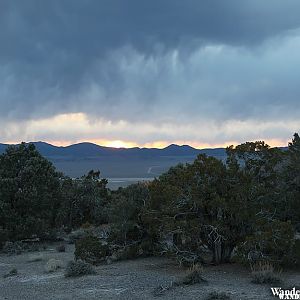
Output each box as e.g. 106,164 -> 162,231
0,112 -> 298,148
0,1 -> 300,145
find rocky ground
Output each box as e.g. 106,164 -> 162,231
0,244 -> 299,300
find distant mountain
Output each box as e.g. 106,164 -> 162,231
0,141 -> 227,159
0,141 -> 287,188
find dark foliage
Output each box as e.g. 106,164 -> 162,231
74,236 -> 109,264
64,260 -> 96,277
0,143 -> 109,244
1,135 -> 299,270
56,170 -> 110,229
0,143 -> 62,240
142,137 -> 299,265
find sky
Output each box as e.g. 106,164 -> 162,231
1,0 -> 300,148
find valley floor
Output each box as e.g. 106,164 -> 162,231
0,244 -> 299,300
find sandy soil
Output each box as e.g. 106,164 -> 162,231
0,244 -> 299,300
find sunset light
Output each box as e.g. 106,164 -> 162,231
1,2 -> 300,297
102,140 -> 137,148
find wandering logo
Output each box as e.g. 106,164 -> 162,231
271,288 -> 300,299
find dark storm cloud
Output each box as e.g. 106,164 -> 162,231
0,0 -> 300,144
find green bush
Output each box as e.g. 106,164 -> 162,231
1,241 -> 40,255
74,236 -> 109,265
143,137 -> 299,266
237,220 -> 295,264
64,260 -> 96,277
107,183 -> 149,245
283,239 -> 300,268
0,143 -> 62,241
57,171 -> 110,229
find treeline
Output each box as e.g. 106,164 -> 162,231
0,135 -> 299,266
0,144 -> 109,241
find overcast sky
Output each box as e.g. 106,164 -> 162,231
1,0 -> 300,148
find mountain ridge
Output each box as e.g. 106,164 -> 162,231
0,141 -> 288,185
0,141 -> 227,158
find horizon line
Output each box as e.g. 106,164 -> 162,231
0,139 -> 289,150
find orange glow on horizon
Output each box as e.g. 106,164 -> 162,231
4,138 -> 290,149
2,112 -> 291,149
100,140 -> 138,148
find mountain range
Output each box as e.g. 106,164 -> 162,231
0,141 -> 226,158
0,142 -> 226,189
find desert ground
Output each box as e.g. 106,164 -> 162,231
0,244 -> 299,300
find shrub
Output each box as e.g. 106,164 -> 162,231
67,229 -> 87,244
64,260 -> 96,277
114,243 -> 142,261
57,171 -> 109,229
107,183 -> 149,245
0,143 -> 62,241
2,241 -> 41,255
3,268 -> 18,278
81,222 -> 92,229
237,220 -> 295,265
56,244 -> 66,252
45,259 -> 63,272
153,264 -> 206,297
75,236 -> 109,265
251,261 -> 282,285
2,241 -> 24,255
206,291 -> 231,300
282,239 -> 300,268
177,264 -> 206,285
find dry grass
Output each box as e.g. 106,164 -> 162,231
251,260 -> 282,285
178,263 -> 207,285
153,263 -> 207,297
